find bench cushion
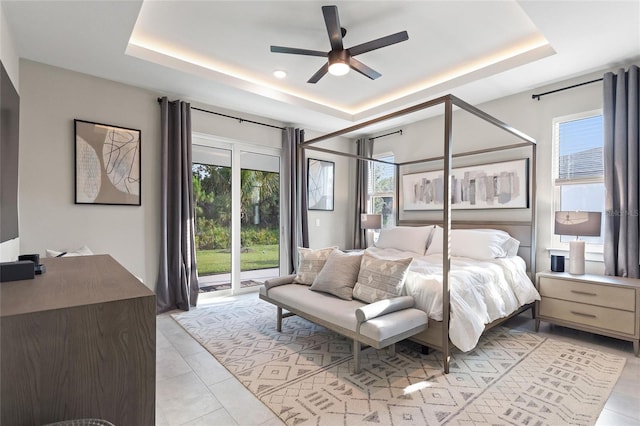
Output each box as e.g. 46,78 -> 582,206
261,284 -> 427,343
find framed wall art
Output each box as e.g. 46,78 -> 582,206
307,158 -> 334,211
74,119 -> 141,205
402,158 -> 529,210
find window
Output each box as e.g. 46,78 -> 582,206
552,111 -> 604,248
368,153 -> 395,228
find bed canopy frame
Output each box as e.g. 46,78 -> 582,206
300,94 -> 537,373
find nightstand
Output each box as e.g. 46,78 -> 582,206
535,271 -> 640,356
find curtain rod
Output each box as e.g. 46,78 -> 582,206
156,98 -> 285,130
531,77 -> 603,101
369,129 -> 402,141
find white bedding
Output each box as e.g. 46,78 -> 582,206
365,246 -> 540,352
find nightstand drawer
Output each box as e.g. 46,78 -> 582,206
539,277 -> 635,311
539,298 -> 636,335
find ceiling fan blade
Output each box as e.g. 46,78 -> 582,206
349,58 -> 381,80
270,46 -> 327,57
322,5 -> 344,51
307,63 -> 329,84
348,31 -> 409,57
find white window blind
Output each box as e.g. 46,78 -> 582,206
555,115 -> 604,182
552,111 -> 605,246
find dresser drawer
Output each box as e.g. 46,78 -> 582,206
539,277 -> 636,311
539,297 -> 636,335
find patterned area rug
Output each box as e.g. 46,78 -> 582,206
172,296 -> 626,426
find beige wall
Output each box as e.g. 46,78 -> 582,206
373,64 -> 638,274
19,57 -> 638,284
17,60 -> 354,289
19,60 -> 161,286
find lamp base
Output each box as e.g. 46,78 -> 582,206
569,240 -> 585,275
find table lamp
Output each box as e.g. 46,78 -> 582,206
361,214 -> 382,248
554,211 -> 601,274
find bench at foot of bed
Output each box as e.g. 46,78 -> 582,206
259,275 -> 428,373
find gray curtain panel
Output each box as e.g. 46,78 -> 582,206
156,97 -> 199,313
603,65 -> 640,278
353,138 -> 374,249
283,127 -> 309,273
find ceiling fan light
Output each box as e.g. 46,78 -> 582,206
328,62 -> 349,76
328,50 -> 350,76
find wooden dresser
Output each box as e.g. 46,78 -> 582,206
0,255 -> 156,425
536,271 -> 639,356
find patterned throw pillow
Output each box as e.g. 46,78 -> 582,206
352,252 -> 413,303
293,246 -> 338,285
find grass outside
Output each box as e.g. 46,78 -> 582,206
196,244 -> 279,276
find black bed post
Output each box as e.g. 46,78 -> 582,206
442,97 -> 453,374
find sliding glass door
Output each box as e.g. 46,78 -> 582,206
192,136 -> 281,294
192,146 -> 233,291
239,151 -> 280,287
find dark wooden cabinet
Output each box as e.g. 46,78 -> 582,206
1,255 -> 156,425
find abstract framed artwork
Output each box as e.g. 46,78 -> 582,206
74,119 -> 141,205
402,158 -> 529,210
307,158 -> 334,211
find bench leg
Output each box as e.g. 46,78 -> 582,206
353,340 -> 361,374
387,343 -> 396,357
277,307 -> 282,332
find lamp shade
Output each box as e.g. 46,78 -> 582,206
554,211 -> 602,237
360,214 -> 382,230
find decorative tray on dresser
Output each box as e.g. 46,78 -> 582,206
536,271 -> 640,356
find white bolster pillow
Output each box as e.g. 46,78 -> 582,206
355,296 -> 415,323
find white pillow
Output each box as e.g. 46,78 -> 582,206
374,226 -> 434,255
46,245 -> 94,258
425,227 -> 519,259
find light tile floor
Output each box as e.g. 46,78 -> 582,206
156,292 -> 640,426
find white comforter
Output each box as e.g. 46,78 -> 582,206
366,247 -> 540,352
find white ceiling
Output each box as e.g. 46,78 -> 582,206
3,1 -> 639,134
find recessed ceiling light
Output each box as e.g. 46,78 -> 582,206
273,70 -> 287,79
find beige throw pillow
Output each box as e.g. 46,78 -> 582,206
310,250 -> 363,300
293,246 -> 338,285
352,252 -> 413,303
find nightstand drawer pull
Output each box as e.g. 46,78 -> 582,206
570,310 -> 597,319
570,290 -> 597,296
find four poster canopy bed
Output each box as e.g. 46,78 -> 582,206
263,94 -> 539,373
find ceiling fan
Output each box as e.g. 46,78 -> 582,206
270,5 -> 409,84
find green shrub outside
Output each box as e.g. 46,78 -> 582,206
195,218 -> 278,250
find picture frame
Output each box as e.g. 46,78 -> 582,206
402,158 -> 529,210
307,158 -> 334,211
74,119 -> 141,205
